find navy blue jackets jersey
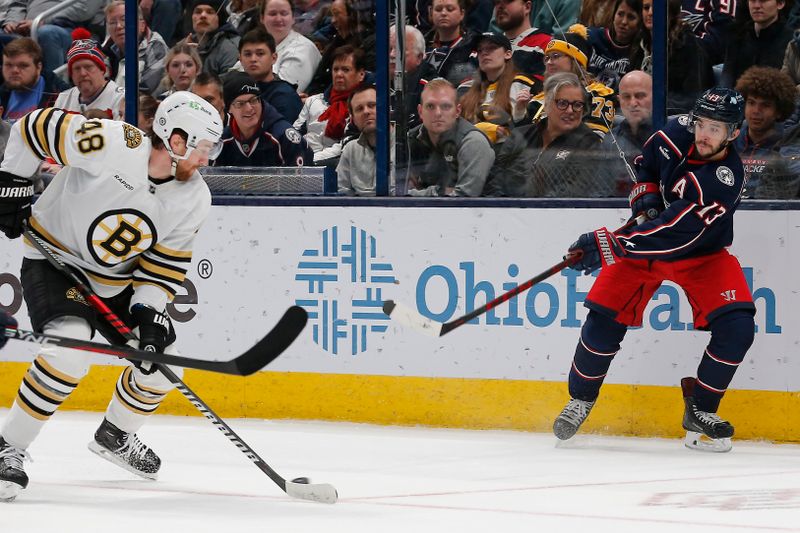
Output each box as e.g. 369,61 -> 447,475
216,100 -> 313,167
587,26 -> 632,79
681,0 -> 738,64
257,78 -> 303,124
617,115 -> 746,261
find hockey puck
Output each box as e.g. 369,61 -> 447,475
291,477 -> 310,484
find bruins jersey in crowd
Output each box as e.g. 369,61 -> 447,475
0,107 -> 211,311
527,80 -> 616,138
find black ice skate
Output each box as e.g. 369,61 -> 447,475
681,377 -> 733,453
0,437 -> 31,502
88,418 -> 161,480
553,398 -> 595,440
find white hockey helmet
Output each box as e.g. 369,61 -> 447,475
153,91 -> 224,161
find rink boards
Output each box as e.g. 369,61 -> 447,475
0,205 -> 797,441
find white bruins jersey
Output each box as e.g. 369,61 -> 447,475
54,80 -> 125,119
1,107 -> 211,311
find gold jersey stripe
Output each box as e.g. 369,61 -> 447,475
20,112 -> 47,159
85,270 -> 133,287
152,243 -> 193,259
34,108 -> 57,159
53,111 -> 74,165
27,217 -> 71,254
138,257 -> 187,283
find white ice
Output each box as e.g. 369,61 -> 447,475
1,410 -> 798,532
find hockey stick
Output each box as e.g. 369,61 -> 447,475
4,310 -> 305,376
384,217 -> 647,337
23,226 -> 338,504
383,252 -> 581,337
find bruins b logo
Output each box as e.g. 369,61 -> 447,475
122,123 -> 143,149
88,210 -> 157,266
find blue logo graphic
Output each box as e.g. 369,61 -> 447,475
295,225 -> 396,355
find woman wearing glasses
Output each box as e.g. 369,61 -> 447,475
526,24 -> 617,140
485,72 -> 604,197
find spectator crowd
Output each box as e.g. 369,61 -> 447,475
0,0 -> 799,199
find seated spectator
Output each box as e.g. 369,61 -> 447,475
337,85 -> 393,195
632,0 -> 712,115
494,0 -> 550,80
294,0 -> 331,37
182,0 -> 240,76
55,39 -> 124,119
0,37 -> 67,122
529,0 -> 580,35
733,66 -> 797,196
587,0 -> 641,84
0,0 -> 103,73
390,24 -> 436,131
721,0 -> 792,89
191,71 -> 226,121
406,78 -> 494,196
227,0 -> 261,35
156,44 -> 202,99
458,32 -> 534,127
761,120 -> 800,198
101,1 -> 168,96
216,71 -> 312,166
236,26 -> 302,123
601,69 -> 653,194
140,0 -> 183,46
263,0 -> 322,94
306,0 -> 375,95
486,72 -> 602,197
294,45 -> 365,164
422,0 -> 479,88
527,25 -> 616,138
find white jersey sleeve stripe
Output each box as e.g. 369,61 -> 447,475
21,111 -> 48,160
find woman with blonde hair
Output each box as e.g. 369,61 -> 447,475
261,0 -> 321,93
155,43 -> 202,99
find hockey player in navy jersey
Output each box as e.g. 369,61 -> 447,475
554,88 -> 755,452
0,91 -> 223,501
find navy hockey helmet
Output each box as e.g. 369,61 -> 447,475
690,88 -> 745,131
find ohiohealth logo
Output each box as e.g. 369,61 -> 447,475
295,225 -> 395,355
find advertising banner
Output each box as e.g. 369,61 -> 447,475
0,206 -> 793,392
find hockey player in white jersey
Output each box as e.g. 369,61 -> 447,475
0,91 -> 223,502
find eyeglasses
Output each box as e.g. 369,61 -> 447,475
231,95 -> 262,110
108,18 -> 125,28
554,98 -> 585,112
544,52 -> 566,63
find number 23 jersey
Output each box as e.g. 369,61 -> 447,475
1,107 -> 211,311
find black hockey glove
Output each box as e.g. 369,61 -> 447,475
0,310 -> 18,349
130,304 -> 170,375
0,171 -> 34,239
566,227 -> 626,275
628,182 -> 664,221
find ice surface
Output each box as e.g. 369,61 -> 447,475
1,410 -> 797,532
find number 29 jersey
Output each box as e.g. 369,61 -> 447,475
0,107 -> 211,312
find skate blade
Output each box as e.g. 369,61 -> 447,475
87,441 -> 159,480
684,431 -> 732,453
0,480 -> 22,502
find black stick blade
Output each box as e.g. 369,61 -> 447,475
234,306 -> 308,375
